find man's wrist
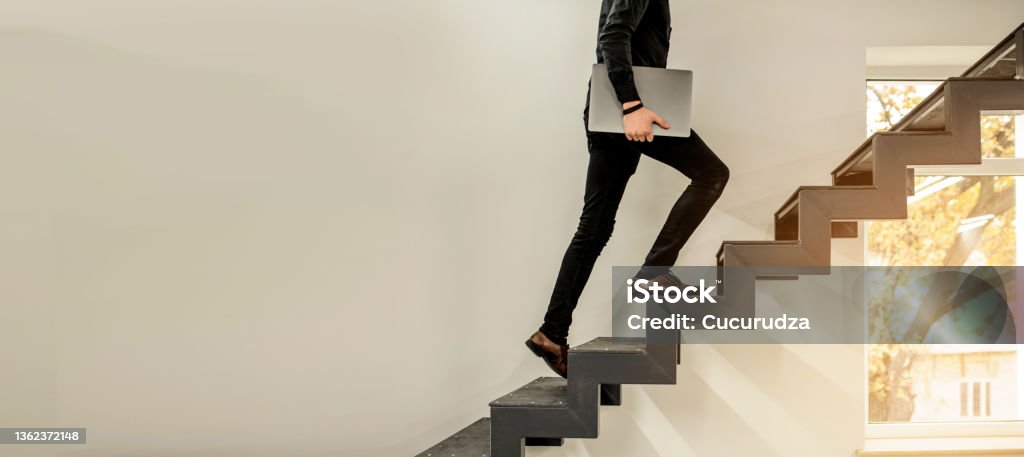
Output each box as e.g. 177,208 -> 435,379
622,100 -> 642,110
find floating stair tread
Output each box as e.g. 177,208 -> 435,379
877,130 -> 953,136
948,75 -> 1019,81
890,82 -> 947,133
719,240 -> 799,255
775,185 -> 874,218
720,240 -> 800,245
833,130 -> 953,178
571,337 -> 646,354
716,240 -> 800,263
489,377 -> 568,408
414,417 -> 490,457
835,97 -> 955,179
833,140 -> 875,177
961,24 -> 1021,78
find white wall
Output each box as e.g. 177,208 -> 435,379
1,1 -> 1022,456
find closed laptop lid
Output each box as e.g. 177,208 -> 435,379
588,64 -> 693,138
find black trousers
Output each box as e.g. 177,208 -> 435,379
539,123 -> 730,345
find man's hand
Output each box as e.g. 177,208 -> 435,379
622,101 -> 670,142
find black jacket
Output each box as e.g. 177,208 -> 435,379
589,0 -> 671,108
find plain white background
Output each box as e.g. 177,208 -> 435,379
2,1 -> 1024,456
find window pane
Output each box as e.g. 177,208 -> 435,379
974,382 -> 983,416
982,115 -> 1016,158
987,382 -> 993,416
960,382 -> 968,416
868,176 -> 1017,267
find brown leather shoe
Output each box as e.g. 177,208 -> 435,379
635,271 -> 685,290
525,331 -> 568,378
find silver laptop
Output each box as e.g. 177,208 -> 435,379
588,64 -> 692,138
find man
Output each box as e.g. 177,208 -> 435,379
525,0 -> 730,377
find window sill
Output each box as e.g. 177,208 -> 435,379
861,434 -> 1024,457
862,424 -> 1024,457
866,422 -> 1024,440
857,450 -> 1024,457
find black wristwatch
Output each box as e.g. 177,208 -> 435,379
623,102 -> 644,115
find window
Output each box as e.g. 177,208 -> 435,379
865,81 -> 1024,427
960,380 -> 993,418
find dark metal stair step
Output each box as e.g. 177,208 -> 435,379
414,417 -> 490,457
570,338 -> 678,385
489,377 -> 568,409
772,185 -> 871,241
570,336 -> 646,354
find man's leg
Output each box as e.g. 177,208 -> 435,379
635,129 -> 729,279
539,132 -> 640,345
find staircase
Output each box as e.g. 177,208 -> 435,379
416,338 -> 676,457
414,23 -> 1024,457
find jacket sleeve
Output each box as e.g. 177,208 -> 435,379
599,0 -> 649,104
